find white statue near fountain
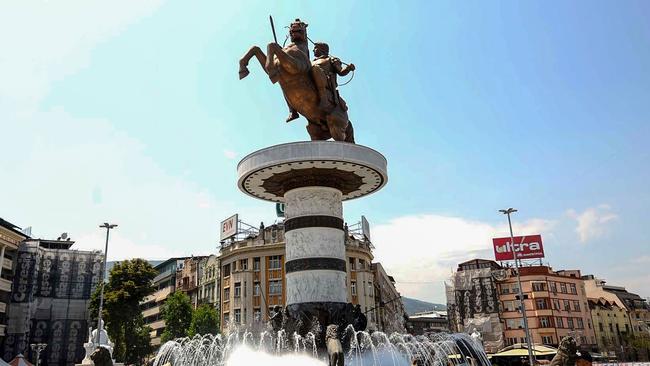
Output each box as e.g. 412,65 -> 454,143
78,320 -> 115,365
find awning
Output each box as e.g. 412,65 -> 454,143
492,344 -> 558,357
8,354 -> 34,366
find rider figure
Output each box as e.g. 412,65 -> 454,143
285,41 -> 355,122
312,42 -> 355,112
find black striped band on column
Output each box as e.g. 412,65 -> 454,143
284,215 -> 343,232
285,257 -> 347,273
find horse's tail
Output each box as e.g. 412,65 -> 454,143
344,121 -> 355,143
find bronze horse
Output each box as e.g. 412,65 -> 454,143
238,19 -> 354,143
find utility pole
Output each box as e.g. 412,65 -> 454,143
96,222 -> 117,345
499,208 -> 535,366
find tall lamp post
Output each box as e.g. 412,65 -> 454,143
30,343 -> 47,366
97,223 -> 117,345
499,208 -> 535,366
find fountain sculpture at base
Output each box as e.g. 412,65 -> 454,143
77,320 -> 120,366
326,325 -> 344,366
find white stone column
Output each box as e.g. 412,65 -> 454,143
284,186 -> 347,306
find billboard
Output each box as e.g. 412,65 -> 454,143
220,214 -> 238,240
361,216 -> 371,241
493,234 -> 544,261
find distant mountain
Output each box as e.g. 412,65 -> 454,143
402,296 -> 447,315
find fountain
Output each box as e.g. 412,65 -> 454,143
153,16 -> 491,366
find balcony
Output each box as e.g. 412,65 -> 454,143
2,258 -> 11,270
0,278 -> 11,292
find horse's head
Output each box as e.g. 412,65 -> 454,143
289,19 -> 308,43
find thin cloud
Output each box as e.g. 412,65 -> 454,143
223,149 -> 238,159
566,204 -> 618,243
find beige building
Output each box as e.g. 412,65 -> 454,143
0,218 -> 27,339
218,221 -> 392,332
589,297 -> 631,354
141,257 -> 188,347
372,263 -> 407,333
197,255 -> 219,309
499,266 -> 596,349
176,256 -> 208,308
584,275 -> 650,336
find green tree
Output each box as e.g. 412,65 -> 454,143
89,259 -> 157,365
161,291 -> 193,342
188,304 -> 220,337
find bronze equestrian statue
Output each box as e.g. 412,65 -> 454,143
239,18 -> 355,143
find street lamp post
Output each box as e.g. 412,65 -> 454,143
499,208 -> 535,366
30,343 -> 47,366
97,223 -> 117,345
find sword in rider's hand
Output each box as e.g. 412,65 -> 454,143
269,15 -> 278,45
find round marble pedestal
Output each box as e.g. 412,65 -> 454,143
237,141 -> 387,332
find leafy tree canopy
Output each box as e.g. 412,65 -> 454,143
189,304 -> 220,337
161,291 -> 193,342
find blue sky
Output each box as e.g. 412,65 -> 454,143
1,1 -> 648,303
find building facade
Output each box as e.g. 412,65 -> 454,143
218,221 -> 397,333
589,297 -> 631,355
197,255 -> 219,309
175,256 -> 208,308
2,238 -> 103,366
498,266 -> 596,350
0,218 -> 27,340
406,311 -> 448,335
141,257 -> 188,347
446,259 -> 505,353
372,263 -> 407,334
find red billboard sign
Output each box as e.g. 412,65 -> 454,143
493,234 -> 544,261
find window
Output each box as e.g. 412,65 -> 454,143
368,282 -> 374,297
351,281 -> 357,296
536,298 -> 549,310
556,317 -> 564,328
549,282 -> 557,293
240,259 -> 248,271
244,308 -> 247,322
254,309 -> 261,322
560,283 -> 567,293
358,259 -> 366,270
253,257 -> 261,271
569,283 -> 577,294
532,282 -> 547,292
223,313 -> 229,324
224,287 -> 230,300
625,324 -> 630,333
501,285 -> 510,295
539,317 -> 550,328
234,309 -> 241,323
506,319 -> 523,329
269,256 -> 281,270
609,323 -> 613,332
564,300 -> 571,311
234,282 -> 241,298
269,280 -> 282,295
223,264 -> 231,277
542,336 -> 554,345
254,282 -> 261,296
567,318 -> 574,329
553,299 -> 561,310
573,301 -> 581,312
577,318 -> 584,329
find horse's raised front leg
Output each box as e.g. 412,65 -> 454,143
239,46 -> 267,80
